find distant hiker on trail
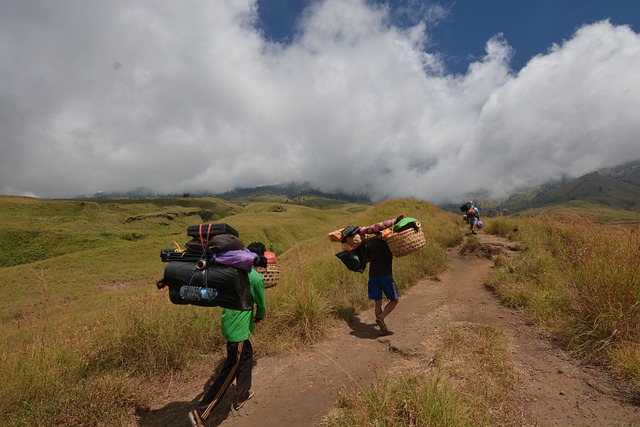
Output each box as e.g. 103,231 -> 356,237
188,242 -> 267,427
364,238 -> 398,336
460,200 -> 480,235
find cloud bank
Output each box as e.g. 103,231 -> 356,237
1,0 -> 639,204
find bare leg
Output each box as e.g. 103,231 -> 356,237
374,300 -> 383,318
379,299 -> 398,321
375,299 -> 398,335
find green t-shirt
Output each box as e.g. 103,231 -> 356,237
221,268 -> 266,342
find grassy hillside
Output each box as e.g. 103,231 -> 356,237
2,195 -> 637,426
0,196 -> 367,333
512,200 -> 640,224
214,182 -> 371,205
0,196 -> 461,426
0,195 -> 241,268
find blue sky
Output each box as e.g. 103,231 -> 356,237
257,0 -> 640,73
1,0 -> 639,203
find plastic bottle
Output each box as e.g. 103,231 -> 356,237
179,285 -> 218,301
199,287 -> 218,300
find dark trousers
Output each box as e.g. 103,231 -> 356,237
197,339 -> 253,419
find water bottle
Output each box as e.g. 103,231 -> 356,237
179,285 -> 199,300
199,287 -> 218,300
179,285 -> 217,301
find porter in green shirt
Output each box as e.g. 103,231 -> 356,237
221,268 -> 266,342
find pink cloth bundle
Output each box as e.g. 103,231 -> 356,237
357,218 -> 396,235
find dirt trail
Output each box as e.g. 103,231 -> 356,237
139,233 -> 639,427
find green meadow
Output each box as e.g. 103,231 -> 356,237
0,195 -> 638,426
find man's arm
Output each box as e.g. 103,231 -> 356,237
249,269 -> 266,321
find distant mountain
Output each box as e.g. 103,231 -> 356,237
214,182 -> 372,204
84,182 -> 371,205
85,162 -> 640,216
601,161 -> 640,187
494,160 -> 640,214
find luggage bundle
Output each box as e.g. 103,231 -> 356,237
185,223 -> 243,254
384,218 -> 426,257
459,200 -> 474,213
156,223 -> 257,311
329,216 -> 426,272
159,261 -> 253,310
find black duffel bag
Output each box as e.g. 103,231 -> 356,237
157,262 -> 252,311
184,233 -> 245,254
187,223 -> 239,238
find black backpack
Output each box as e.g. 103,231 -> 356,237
460,201 -> 473,213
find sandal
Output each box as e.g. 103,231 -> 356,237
188,409 -> 204,427
376,316 -> 390,334
232,390 -> 255,411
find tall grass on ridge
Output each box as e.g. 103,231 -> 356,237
486,214 -> 640,386
272,244 -> 333,344
565,221 -> 640,383
1,302 -> 141,427
80,292 -> 223,377
1,281 -> 225,426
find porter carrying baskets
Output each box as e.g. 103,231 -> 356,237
385,220 -> 425,257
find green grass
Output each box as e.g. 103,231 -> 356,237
0,195 -> 240,267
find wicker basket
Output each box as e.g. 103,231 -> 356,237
385,223 -> 426,257
257,264 -> 280,288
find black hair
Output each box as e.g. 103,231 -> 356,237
247,241 -> 266,256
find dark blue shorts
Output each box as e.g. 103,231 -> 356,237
368,276 -> 399,301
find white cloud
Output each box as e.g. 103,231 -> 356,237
0,1 -> 639,204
